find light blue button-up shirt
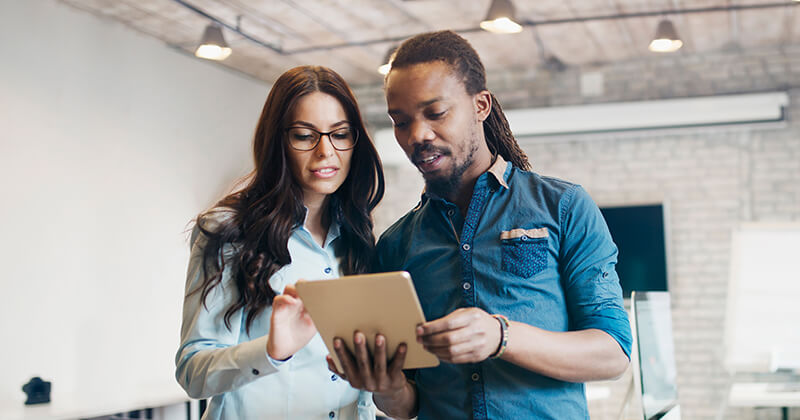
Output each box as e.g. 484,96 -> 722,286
176,213 -> 375,420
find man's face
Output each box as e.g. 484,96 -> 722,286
385,61 -> 491,197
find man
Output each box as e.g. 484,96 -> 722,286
327,30 -> 632,419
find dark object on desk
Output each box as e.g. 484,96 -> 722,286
22,377 -> 51,405
600,204 -> 668,298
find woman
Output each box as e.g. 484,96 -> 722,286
175,66 -> 384,419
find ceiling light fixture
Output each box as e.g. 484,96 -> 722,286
377,45 -> 398,75
648,19 -> 683,53
195,23 -> 232,60
480,0 -> 523,34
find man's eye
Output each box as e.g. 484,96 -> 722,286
428,111 -> 445,119
393,121 -> 409,129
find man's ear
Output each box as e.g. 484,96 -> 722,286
474,90 -> 492,122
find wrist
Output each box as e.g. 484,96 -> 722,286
488,314 -> 509,360
266,339 -> 292,362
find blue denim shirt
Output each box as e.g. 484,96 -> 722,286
374,156 -> 632,420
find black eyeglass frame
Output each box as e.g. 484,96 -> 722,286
285,126 -> 359,151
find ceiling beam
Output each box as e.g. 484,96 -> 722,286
171,0 -> 799,55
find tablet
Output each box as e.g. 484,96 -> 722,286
294,271 -> 439,371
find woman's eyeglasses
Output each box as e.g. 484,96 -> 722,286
286,126 -> 358,151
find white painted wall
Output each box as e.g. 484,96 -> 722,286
0,0 -> 269,412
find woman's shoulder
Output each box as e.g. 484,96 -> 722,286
191,207 -> 239,247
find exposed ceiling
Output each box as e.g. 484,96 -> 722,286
58,0 -> 800,86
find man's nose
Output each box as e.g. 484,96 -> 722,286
407,120 -> 435,146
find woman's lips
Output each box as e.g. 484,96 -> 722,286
311,167 -> 339,178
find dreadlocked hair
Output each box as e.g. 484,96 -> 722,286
389,30 -> 531,171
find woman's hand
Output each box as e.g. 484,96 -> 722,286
266,284 -> 317,361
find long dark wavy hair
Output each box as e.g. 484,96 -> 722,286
192,66 -> 385,333
389,30 -> 531,171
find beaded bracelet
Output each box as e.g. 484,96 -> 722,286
489,314 -> 510,359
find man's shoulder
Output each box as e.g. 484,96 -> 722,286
508,167 -> 582,205
376,199 -> 428,248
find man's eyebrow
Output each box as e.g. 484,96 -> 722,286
387,97 -> 444,116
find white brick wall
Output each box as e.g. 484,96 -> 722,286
358,44 -> 800,420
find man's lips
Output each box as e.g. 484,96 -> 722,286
414,154 -> 445,173
412,145 -> 450,173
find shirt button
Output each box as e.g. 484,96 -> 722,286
462,282 -> 471,290
329,411 -> 335,418
252,368 -> 259,375
447,209 -> 455,217
462,243 -> 471,251
324,267 -> 332,274
471,373 -> 480,381
520,235 -> 528,241
331,374 -> 338,382
602,272 -> 609,278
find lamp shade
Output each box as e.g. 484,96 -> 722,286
195,23 -> 232,60
649,19 -> 683,53
480,0 -> 522,34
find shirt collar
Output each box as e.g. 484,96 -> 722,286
419,154 -> 511,201
487,154 -> 510,190
298,203 -> 342,249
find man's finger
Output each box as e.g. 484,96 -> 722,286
388,343 -> 408,378
418,310 -> 474,336
373,334 -> 388,388
419,327 -> 472,348
333,337 -> 361,387
424,340 -> 476,363
326,355 -> 347,380
353,331 -> 376,390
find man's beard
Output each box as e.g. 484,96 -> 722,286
414,137 -> 479,201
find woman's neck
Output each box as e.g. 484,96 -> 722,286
303,193 -> 331,248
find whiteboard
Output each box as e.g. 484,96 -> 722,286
724,223 -> 800,372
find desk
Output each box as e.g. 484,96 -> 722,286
0,384 -> 189,420
729,382 -> 800,420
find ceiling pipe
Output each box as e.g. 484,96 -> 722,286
171,0 -> 798,56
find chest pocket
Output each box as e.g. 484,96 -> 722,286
500,227 -> 549,278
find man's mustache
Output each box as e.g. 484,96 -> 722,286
410,143 -> 452,163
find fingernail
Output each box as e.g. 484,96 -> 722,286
334,338 -> 341,348
416,326 -> 424,335
399,344 -> 407,353
376,335 -> 384,346
354,333 -> 363,344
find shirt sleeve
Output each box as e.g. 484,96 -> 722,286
357,390 -> 377,420
174,226 -> 286,399
558,186 -> 633,359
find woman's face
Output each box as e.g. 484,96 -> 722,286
285,91 -> 354,206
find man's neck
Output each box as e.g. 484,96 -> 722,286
450,152 -> 494,215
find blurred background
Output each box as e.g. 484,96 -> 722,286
1,0 -> 799,419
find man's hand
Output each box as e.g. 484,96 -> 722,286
266,284 -> 317,361
326,332 -> 408,396
416,307 -> 502,363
